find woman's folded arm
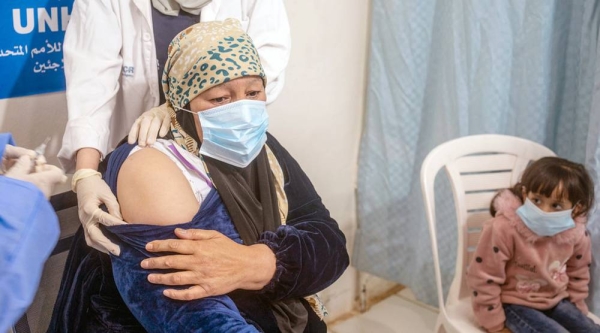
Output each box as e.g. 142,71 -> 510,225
259,134 -> 350,299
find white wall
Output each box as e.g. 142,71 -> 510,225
268,0 -> 371,320
0,0 -> 371,322
0,91 -> 67,167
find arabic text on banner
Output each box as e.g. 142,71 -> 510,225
0,0 -> 74,99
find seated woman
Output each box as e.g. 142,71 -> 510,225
103,137 -> 258,332
48,19 -> 349,333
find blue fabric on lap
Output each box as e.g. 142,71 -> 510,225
104,143 -> 257,333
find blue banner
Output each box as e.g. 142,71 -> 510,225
0,0 -> 73,99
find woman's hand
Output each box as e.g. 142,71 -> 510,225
73,169 -> 126,255
141,228 -> 276,301
5,155 -> 67,198
128,104 -> 171,147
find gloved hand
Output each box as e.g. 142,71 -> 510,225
2,144 -> 44,171
72,169 -> 126,256
3,144 -> 36,159
5,155 -> 67,198
128,104 -> 171,147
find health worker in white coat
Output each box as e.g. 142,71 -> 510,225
58,0 -> 291,256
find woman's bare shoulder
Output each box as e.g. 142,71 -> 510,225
116,147 -> 200,225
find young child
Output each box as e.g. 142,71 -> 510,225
467,157 -> 599,333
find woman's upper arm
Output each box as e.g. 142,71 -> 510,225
116,147 -> 199,225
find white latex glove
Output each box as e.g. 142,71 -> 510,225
73,169 -> 126,256
128,104 -> 171,147
5,155 -> 67,198
2,144 -> 46,172
3,144 -> 36,159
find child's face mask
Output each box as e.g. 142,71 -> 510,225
516,198 -> 575,236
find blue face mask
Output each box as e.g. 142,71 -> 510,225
180,100 -> 268,168
516,198 -> 575,237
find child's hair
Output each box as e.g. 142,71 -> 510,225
510,157 -> 595,217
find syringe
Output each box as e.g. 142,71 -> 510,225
34,136 -> 51,158
32,137 -> 51,170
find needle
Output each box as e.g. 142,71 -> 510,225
34,136 -> 51,158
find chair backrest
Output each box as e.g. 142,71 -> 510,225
9,191 -> 79,333
420,134 -> 555,316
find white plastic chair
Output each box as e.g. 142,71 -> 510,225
420,134 -> 599,332
420,134 -> 554,332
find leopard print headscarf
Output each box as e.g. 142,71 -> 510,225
162,18 -> 266,154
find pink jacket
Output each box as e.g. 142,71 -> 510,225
466,189 -> 591,332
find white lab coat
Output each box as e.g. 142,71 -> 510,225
58,0 -> 291,173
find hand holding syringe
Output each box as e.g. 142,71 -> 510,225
2,136 -> 67,198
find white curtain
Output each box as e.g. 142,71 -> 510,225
355,0 -> 600,309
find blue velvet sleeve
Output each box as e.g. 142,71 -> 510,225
258,134 -> 350,300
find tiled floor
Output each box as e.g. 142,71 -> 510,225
328,289 -> 438,333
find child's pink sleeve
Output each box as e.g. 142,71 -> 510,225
566,229 -> 592,314
466,219 -> 512,332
